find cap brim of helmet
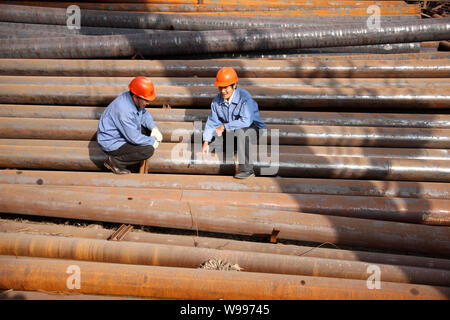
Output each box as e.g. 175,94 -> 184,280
138,93 -> 156,101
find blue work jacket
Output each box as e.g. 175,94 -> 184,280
203,87 -> 266,142
97,91 -> 157,152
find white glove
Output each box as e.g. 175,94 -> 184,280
151,127 -> 163,142
153,140 -> 160,149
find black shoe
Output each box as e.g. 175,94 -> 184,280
104,156 -> 131,175
234,171 -> 255,179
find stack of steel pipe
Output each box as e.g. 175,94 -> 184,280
0,0 -> 449,301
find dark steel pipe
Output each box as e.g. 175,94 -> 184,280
1,105 -> 449,128
1,232 -> 448,287
1,18 -> 448,58
2,256 -> 447,300
1,58 -> 448,78
1,118 -> 449,148
3,220 -> 449,270
1,144 -> 450,182
0,184 -> 449,255
1,85 -> 449,108
1,169 -> 449,200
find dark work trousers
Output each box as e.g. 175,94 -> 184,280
105,126 -> 155,169
209,125 -> 260,173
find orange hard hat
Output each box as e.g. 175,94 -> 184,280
128,76 -> 156,101
214,67 -> 238,87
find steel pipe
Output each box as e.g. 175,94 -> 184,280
3,220 -> 449,270
1,105 -> 449,129
1,18 -> 448,58
1,144 -> 450,182
1,169 -> 449,199
0,184 -> 449,255
1,84 -> 449,108
1,58 -> 448,78
1,118 -> 449,148
2,256 -> 447,300
0,4 -> 421,31
1,232 -> 448,286
3,183 -> 447,225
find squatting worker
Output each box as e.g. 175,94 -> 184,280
201,67 -> 266,179
97,76 -> 163,174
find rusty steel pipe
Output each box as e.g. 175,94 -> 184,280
1,84 -> 449,108
2,256 -> 447,300
0,4 -> 421,31
1,105 -> 449,129
1,169 -> 449,200
1,144 -> 450,182
4,76 -> 449,88
1,58 -> 448,78
3,220 -> 449,271
1,232 -> 448,287
0,184 -> 449,256
1,118 -> 449,148
5,183 -> 447,225
2,1 -> 419,13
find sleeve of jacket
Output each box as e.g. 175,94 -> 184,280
117,112 -> 156,146
202,102 -> 223,142
141,110 -> 157,130
224,99 -> 254,131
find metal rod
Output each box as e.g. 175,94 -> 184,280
2,256 -> 447,299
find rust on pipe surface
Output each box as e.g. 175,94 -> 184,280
0,84 -> 449,108
1,105 -> 449,129
1,144 -> 450,182
1,118 -> 449,148
2,220 -> 449,271
1,58 -> 448,78
1,256 -> 447,300
1,169 -> 449,200
4,183 -> 447,225
1,232 -> 448,287
0,184 -> 449,255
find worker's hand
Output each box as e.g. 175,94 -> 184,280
153,140 -> 160,149
151,127 -> 163,142
201,141 -> 209,156
215,124 -> 225,137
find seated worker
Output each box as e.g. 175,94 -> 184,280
201,67 -> 266,179
97,76 -> 163,174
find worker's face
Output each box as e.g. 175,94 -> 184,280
133,95 -> 151,109
218,84 -> 236,100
